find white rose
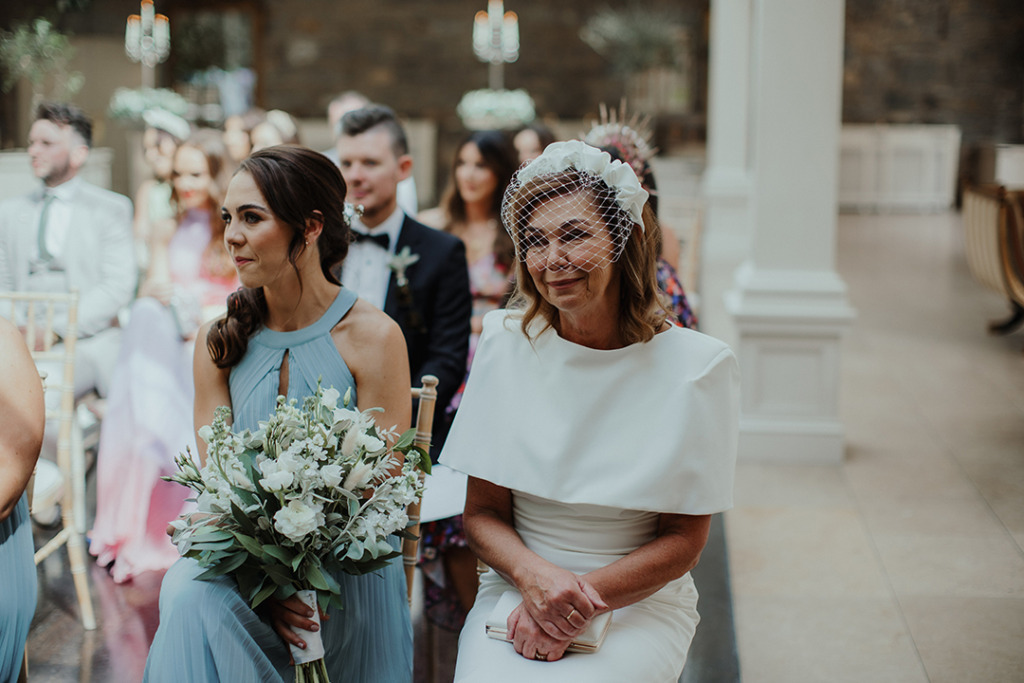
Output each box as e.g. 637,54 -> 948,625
274,500 -> 321,543
260,469 -> 294,491
320,387 -> 341,410
197,425 -> 214,444
321,463 -> 343,488
357,431 -> 385,453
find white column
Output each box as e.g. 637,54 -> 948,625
700,0 -> 754,335
724,0 -> 855,463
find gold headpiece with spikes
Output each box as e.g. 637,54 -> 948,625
582,100 -> 658,184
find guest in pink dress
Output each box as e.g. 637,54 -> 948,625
90,130 -> 238,583
416,130 -> 517,630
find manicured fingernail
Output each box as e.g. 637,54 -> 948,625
298,641 -> 306,649
310,624 -> 319,632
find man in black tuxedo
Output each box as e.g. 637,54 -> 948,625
334,105 -> 471,458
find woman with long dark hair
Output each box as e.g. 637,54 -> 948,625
417,130 -> 518,630
144,145 -> 413,682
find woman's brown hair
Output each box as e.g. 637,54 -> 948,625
206,145 -> 352,368
506,172 -> 666,345
440,130 -> 518,269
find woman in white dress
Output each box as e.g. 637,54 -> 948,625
440,141 -> 740,682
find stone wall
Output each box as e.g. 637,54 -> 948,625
3,0 -> 1022,193
843,0 -> 1024,145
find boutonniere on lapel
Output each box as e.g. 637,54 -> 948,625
388,246 -> 426,334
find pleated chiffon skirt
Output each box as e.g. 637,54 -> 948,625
0,494 -> 37,683
143,537 -> 412,683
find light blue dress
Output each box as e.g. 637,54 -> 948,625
0,494 -> 36,683
144,287 -> 413,682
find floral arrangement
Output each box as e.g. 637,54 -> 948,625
457,88 -> 535,131
166,383 -> 429,682
108,86 -> 189,123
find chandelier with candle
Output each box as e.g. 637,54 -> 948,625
125,0 -> 170,88
458,0 -> 534,131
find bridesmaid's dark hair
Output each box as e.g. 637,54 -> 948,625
207,145 -> 351,368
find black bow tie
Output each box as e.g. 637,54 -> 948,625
352,231 -> 390,250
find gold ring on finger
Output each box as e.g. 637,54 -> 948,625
566,608 -> 578,621
535,652 -> 548,661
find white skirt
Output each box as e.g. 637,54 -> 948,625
453,491 -> 701,683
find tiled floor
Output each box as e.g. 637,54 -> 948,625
715,211 -> 1024,683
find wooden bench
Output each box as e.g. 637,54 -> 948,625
962,184 -> 1024,334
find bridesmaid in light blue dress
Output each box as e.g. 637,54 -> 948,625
0,318 -> 45,683
144,146 -> 413,682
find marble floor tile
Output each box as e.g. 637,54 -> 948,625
726,507 -> 890,599
899,597 -> 1024,683
873,534 -> 1024,598
732,596 -> 928,683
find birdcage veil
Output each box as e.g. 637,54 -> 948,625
500,140 -> 648,273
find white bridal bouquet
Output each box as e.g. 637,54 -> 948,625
166,383 -> 429,683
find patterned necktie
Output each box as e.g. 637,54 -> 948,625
352,230 -> 390,250
37,190 -> 55,261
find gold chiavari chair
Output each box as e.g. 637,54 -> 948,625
404,374 -> 438,607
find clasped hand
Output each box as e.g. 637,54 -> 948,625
508,566 -> 607,662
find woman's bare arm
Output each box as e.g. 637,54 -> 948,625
192,319 -> 232,465
583,513 -> 710,610
0,320 -> 45,521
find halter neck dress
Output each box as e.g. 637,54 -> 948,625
144,287 -> 413,683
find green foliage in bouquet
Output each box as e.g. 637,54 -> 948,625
166,383 -> 429,614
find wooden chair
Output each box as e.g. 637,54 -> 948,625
403,374 -> 438,606
963,185 -> 1024,335
0,290 -> 97,630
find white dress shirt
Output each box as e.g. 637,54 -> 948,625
35,176 -> 82,261
341,207 -> 405,310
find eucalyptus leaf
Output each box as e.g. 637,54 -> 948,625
251,581 -> 277,609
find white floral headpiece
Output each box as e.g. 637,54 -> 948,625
142,107 -> 191,142
514,140 -> 649,229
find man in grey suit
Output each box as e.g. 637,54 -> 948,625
0,102 -> 135,413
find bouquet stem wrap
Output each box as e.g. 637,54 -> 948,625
290,589 -> 325,666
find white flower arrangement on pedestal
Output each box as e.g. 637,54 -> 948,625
457,88 -> 535,131
108,86 -> 189,124
166,382 -> 429,682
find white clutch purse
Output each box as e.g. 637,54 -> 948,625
484,590 -> 612,654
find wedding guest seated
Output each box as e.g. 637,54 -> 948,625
416,129 -> 518,630
335,105 -> 471,459
0,318 -> 45,682
133,108 -> 191,273
145,145 -> 413,682
513,122 -> 556,166
326,93 -> 418,214
90,129 -> 238,583
440,141 -> 739,681
0,102 -> 135,522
